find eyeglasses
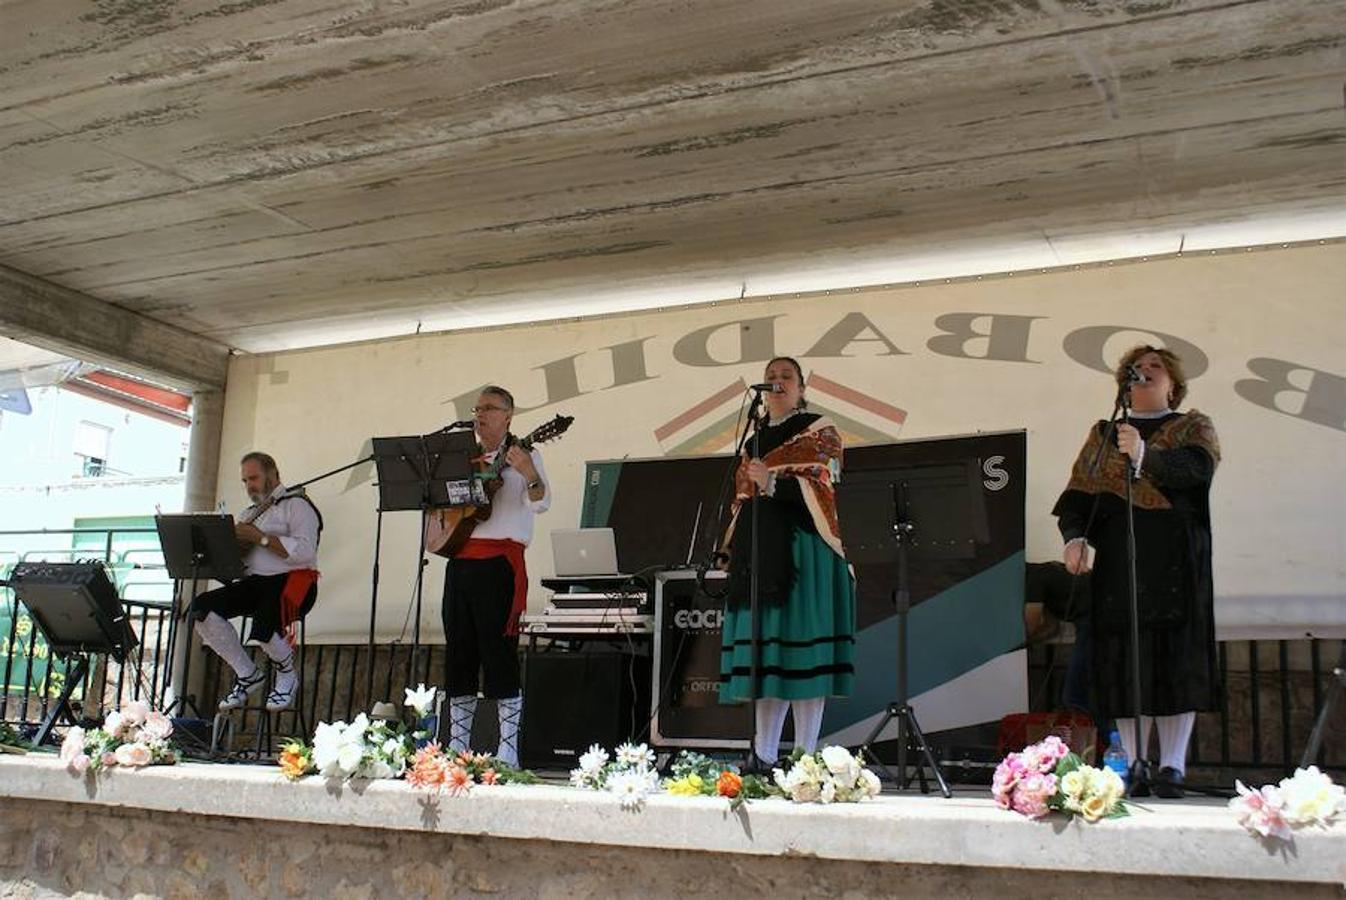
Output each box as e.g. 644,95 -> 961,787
472,405 -> 508,414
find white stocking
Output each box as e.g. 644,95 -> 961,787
791,698 -> 826,753
753,698 -> 789,763
195,613 -> 255,678
1156,712 -> 1196,774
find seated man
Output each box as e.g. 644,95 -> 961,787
192,451 -> 320,712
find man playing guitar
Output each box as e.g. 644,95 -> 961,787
192,452 -> 321,713
441,385 -> 550,766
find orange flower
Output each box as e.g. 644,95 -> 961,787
407,742 -> 450,790
716,771 -> 743,798
480,768 -> 499,786
446,765 -> 473,797
278,748 -> 309,781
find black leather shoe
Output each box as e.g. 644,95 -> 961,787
743,753 -> 775,777
1128,765 -> 1152,798
1154,766 -> 1185,799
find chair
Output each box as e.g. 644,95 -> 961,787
210,617 -> 309,758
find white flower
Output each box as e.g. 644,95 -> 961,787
403,683 -> 439,719
103,711 -> 124,739
140,711 -> 173,742
819,777 -> 837,804
615,742 -> 655,768
114,742 -> 153,768
1060,770 -> 1086,800
859,769 -> 882,799
1278,766 -> 1346,827
578,744 -> 609,775
606,768 -> 656,810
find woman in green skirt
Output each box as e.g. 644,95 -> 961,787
719,356 -> 856,768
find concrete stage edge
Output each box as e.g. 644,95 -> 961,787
2,756 -> 1343,898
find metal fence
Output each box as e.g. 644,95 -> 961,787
1030,636 -> 1345,783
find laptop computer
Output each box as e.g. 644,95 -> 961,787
551,527 -> 624,577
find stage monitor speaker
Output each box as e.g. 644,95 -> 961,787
520,649 -> 649,769
6,561 -> 137,661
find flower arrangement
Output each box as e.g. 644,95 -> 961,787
772,746 -> 882,804
280,683 -> 445,782
309,713 -> 411,781
992,736 -> 1126,822
663,751 -> 771,808
405,744 -> 538,795
1230,766 -> 1345,842
59,700 -> 177,775
569,742 -> 662,810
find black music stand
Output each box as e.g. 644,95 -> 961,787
368,431 -> 477,700
5,562 -> 138,746
155,513 -> 246,716
838,462 -> 987,797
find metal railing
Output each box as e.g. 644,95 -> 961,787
1030,637 -> 1345,782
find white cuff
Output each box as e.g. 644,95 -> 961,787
1133,439 -> 1146,477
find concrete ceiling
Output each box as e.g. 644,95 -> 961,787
1,0 -> 1344,354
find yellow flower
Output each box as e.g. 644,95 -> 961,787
1080,795 -> 1109,822
1060,770 -> 1085,799
667,777 -> 700,796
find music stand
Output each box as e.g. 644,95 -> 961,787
368,430 -> 477,699
839,462 -> 987,797
155,513 -> 246,716
5,562 -> 138,746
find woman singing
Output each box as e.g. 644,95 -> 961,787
719,356 -> 856,769
1053,345 -> 1221,798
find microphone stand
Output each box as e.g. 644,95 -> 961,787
1089,374 -> 1149,796
733,386 -> 770,769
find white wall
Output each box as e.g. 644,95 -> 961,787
216,243 -> 1346,642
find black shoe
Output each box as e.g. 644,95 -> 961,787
1154,766 -> 1185,799
1128,767 -> 1152,798
743,753 -> 775,777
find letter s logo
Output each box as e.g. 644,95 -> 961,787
983,455 -> 1009,492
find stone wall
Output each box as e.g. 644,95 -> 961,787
3,797 -> 1342,900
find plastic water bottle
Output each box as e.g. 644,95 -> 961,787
1103,730 -> 1129,787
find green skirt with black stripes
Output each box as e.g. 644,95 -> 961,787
718,528 -> 856,702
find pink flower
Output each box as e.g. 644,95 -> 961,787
480,768 -> 499,786
140,711 -> 173,742
69,753 -> 91,775
114,742 -> 153,768
60,727 -> 86,768
101,752 -> 118,767
121,699 -> 151,728
406,742 -> 451,791
1231,781 -> 1292,841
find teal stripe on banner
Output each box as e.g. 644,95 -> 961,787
581,462 -> 623,528
823,551 -> 1025,733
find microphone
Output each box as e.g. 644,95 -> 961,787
747,383 -> 785,393
1126,364 -> 1148,384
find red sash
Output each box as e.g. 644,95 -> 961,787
279,569 -> 318,647
455,538 -> 528,636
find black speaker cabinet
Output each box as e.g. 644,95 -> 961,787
520,648 -> 650,769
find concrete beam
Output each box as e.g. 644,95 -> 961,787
0,263 -> 229,392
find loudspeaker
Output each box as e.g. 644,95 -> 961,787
520,649 -> 650,769
6,562 -> 137,661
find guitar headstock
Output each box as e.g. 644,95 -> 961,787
522,414 -> 574,448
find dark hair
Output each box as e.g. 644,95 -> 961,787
240,451 -> 278,474
767,356 -> 808,410
480,385 -> 515,411
1115,345 -> 1187,408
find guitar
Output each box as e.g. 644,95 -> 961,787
423,414 -> 574,558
